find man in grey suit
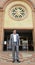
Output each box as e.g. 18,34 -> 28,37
10,30 -> 20,62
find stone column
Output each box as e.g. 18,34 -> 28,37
0,9 -> 4,51
32,9 -> 35,51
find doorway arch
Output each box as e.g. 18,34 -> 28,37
2,0 -> 34,51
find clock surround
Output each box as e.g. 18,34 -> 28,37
9,4 -> 28,21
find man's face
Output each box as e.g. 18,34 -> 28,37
13,30 -> 16,34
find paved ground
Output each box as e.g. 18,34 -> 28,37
0,51 -> 35,65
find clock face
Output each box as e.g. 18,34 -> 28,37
9,5 -> 27,21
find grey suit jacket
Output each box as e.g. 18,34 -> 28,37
10,34 -> 19,45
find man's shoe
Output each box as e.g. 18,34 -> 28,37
12,60 -> 15,63
17,60 -> 20,63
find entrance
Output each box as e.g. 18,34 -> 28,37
3,29 -> 34,51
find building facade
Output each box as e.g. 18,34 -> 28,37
0,0 -> 35,51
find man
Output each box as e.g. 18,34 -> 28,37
10,30 -> 20,62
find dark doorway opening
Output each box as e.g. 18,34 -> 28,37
3,29 -> 34,51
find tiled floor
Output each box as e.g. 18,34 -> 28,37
0,51 -> 35,65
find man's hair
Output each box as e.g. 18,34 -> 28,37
12,29 -> 16,33
13,29 -> 16,31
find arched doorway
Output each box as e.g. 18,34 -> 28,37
3,1 -> 34,51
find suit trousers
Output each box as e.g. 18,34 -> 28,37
12,42 -> 19,61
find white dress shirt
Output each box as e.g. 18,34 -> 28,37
13,34 -> 17,42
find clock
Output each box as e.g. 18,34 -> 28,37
9,5 -> 28,21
